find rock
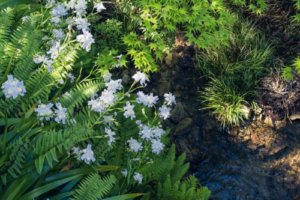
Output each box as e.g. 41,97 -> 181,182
229,127 -> 239,136
251,133 -> 260,144
158,81 -> 171,96
170,103 -> 189,123
269,144 -> 287,156
121,71 -> 131,85
243,135 -> 251,141
174,118 -> 193,136
248,144 -> 258,151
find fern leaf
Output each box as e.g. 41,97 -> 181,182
72,173 -> 116,200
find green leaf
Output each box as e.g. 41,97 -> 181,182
21,174 -> 83,200
103,193 -> 145,200
0,0 -> 32,9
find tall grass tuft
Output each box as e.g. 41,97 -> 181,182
198,20 -> 273,127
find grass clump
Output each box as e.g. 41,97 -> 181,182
198,20 -> 273,127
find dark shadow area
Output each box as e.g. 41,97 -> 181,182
149,39 -> 300,199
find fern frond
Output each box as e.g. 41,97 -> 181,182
59,79 -> 104,114
72,173 -> 116,200
1,138 -> 31,185
34,126 -> 92,174
0,8 -> 14,76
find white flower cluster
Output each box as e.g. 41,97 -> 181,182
133,172 -> 143,184
123,101 -> 135,119
127,137 -> 143,153
34,1 -> 67,72
88,75 -> 122,113
136,91 -> 158,108
34,0 -> 105,72
138,124 -> 165,154
65,0 -> 103,51
72,144 -> 95,164
121,169 -> 143,184
35,102 -> 67,124
105,127 -> 116,145
126,123 -> 165,155
1,75 -> 26,99
132,71 -> 149,86
158,93 -> 176,120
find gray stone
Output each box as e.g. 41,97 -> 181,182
174,117 -> 193,136
170,102 -> 189,123
122,71 -> 131,85
158,81 -> 171,96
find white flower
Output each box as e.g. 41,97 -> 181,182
66,17 -> 75,30
164,92 -> 176,106
74,0 -> 87,16
67,0 -> 76,9
74,17 -> 90,31
35,103 -> 54,120
50,17 -> 61,24
121,169 -> 128,177
94,2 -> 106,12
50,3 -> 67,18
132,71 -> 149,86
99,89 -> 116,106
127,138 -> 143,153
33,54 -> 47,64
152,127 -> 165,138
47,41 -> 61,59
136,91 -> 158,107
21,16 -> 31,23
159,105 -> 171,120
123,101 -> 135,119
76,29 -> 95,51
58,79 -> 64,85
103,72 -> 112,82
38,56 -> 54,72
1,75 -> 26,99
53,29 -> 65,40
138,124 -> 153,141
105,79 -> 122,93
116,54 -> 122,60
46,0 -> 56,7
151,139 -> 164,154
72,147 -> 81,156
133,172 -> 143,184
88,98 -> 106,113
80,144 -> 96,164
54,103 -> 67,124
105,127 -> 116,145
103,115 -> 114,126
67,73 -> 75,83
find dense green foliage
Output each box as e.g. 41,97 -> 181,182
2,0 -> 298,199
0,1 -> 212,199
